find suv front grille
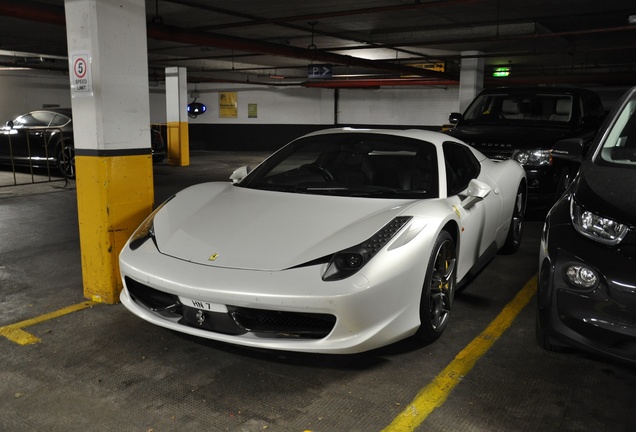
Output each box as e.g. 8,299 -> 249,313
468,142 -> 514,160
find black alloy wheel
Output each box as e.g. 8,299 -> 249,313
414,230 -> 457,344
57,142 -> 76,179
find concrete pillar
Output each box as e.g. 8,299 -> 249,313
165,66 -> 189,166
65,0 -> 154,304
459,51 -> 485,113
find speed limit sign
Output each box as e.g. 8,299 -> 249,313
70,51 -> 93,97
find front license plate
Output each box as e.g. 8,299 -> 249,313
179,296 -> 228,313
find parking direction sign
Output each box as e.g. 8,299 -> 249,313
308,64 -> 333,79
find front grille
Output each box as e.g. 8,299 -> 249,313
230,307 -> 336,338
477,148 -> 514,160
469,142 -> 514,160
124,277 -> 336,339
125,277 -> 180,312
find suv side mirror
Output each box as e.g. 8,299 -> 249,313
6,120 -> 14,129
448,112 -> 462,124
552,138 -> 584,162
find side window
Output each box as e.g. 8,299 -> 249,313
443,141 -> 480,196
29,111 -> 56,127
50,114 -> 71,127
13,114 -> 38,127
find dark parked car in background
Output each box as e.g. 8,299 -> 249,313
536,86 -> 636,365
1,108 -> 75,178
0,108 -> 165,179
444,87 -> 606,203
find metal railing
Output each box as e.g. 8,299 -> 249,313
0,126 -> 69,188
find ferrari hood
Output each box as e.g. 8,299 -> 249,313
152,183 -> 415,271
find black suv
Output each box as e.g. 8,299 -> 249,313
444,87 -> 605,203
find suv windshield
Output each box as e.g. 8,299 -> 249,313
239,132 -> 439,199
595,88 -> 636,168
463,93 -> 575,125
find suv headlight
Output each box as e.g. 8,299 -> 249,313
570,198 -> 628,246
513,149 -> 552,167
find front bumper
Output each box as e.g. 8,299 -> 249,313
537,199 -> 636,364
119,236 -> 429,354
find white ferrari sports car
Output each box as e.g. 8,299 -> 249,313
119,128 -> 526,354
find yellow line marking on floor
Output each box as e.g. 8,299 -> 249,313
382,274 -> 537,432
0,301 -> 97,345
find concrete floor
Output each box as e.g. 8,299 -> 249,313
1,152 -> 635,432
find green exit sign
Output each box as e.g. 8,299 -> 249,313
493,67 -> 510,77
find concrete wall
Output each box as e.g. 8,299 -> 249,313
0,71 -> 72,123
149,83 -> 458,128
2,70 -> 629,152
1,71 -> 461,151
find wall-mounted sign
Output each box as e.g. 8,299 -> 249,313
69,51 -> 93,97
248,103 -> 258,118
308,64 -> 332,79
219,92 -> 238,118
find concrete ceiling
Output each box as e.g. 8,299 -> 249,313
0,0 -> 635,88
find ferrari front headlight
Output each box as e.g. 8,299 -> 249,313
322,216 -> 412,281
513,149 -> 552,167
570,198 -> 628,246
128,196 -> 174,250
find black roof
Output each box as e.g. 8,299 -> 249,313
479,87 -> 599,96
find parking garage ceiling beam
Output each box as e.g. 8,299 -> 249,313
0,0 -> 457,82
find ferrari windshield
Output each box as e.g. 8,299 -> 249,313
240,132 -> 439,198
462,93 -> 575,125
596,87 -> 636,167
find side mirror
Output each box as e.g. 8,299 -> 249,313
551,138 -> 584,162
6,120 -> 14,129
229,166 -> 251,183
448,112 -> 462,125
461,178 -> 492,209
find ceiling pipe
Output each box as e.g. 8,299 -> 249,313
302,79 -> 459,88
0,0 -> 64,26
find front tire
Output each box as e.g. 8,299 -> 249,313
535,314 -> 567,353
56,142 -> 75,179
414,230 -> 457,344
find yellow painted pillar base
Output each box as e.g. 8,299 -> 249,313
167,121 -> 190,166
76,154 -> 154,304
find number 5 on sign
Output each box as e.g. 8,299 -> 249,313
70,51 -> 94,98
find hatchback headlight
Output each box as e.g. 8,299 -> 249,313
570,199 -> 628,246
513,149 -> 552,167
